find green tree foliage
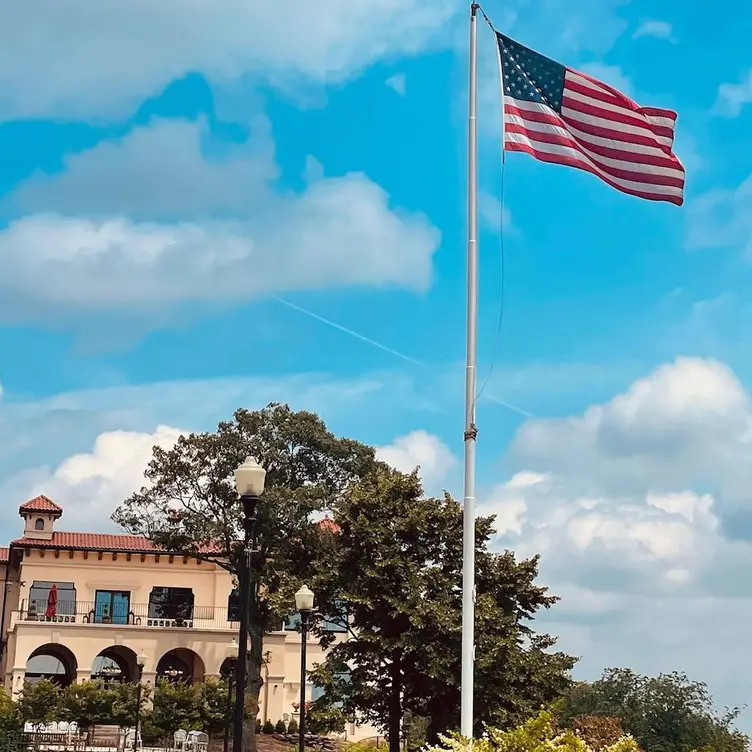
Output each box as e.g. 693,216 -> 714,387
263,719 -> 275,734
18,680 -> 61,727
556,669 -> 749,752
0,689 -> 22,734
425,710 -> 639,752
310,467 -> 576,751
198,679 -> 231,737
112,404 -> 375,752
109,681 -> 152,730
275,719 -> 286,733
287,717 -> 299,734
61,680 -> 112,732
151,680 -> 200,738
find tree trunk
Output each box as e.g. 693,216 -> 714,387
244,592 -> 265,752
388,653 -> 402,752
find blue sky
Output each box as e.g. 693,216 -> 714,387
3,0 -> 752,728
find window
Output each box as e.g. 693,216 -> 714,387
28,581 -> 76,617
94,590 -> 130,624
148,587 -> 194,621
34,518 -> 45,530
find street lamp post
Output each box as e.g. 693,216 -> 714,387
134,650 -> 147,752
224,639 -> 239,752
295,585 -> 315,752
233,456 -> 267,752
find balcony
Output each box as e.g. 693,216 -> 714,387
12,600 -> 241,631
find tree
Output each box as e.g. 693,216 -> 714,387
0,689 -> 22,735
309,467 -> 576,752
151,680 -> 200,738
113,404 -> 376,752
109,681 -> 152,731
61,680 -> 111,735
198,679 -> 231,737
556,669 -> 749,752
18,680 -> 61,727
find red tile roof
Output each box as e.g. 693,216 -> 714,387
19,496 -> 63,514
0,548 -> 9,563
12,532 -> 222,555
13,532 -> 159,552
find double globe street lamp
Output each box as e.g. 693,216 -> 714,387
232,456 -> 267,752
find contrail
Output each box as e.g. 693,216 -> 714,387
272,296 -> 535,419
272,297 -> 423,366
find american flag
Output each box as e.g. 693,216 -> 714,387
497,32 -> 685,206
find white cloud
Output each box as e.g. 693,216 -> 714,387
477,356 -> 752,717
0,0 -> 456,120
376,430 -> 457,491
0,119 -> 440,319
715,72 -> 752,117
385,73 -> 406,96
632,20 -> 675,41
30,426 -> 185,531
484,357 -> 752,596
0,369 -> 433,539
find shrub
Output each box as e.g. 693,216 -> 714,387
256,718 -> 262,734
288,717 -> 299,734
275,719 -> 287,733
263,719 -> 275,734
425,710 -> 640,752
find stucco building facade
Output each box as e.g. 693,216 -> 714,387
0,495 -> 366,737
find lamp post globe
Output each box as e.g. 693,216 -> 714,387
234,456 -> 267,497
295,585 -> 315,613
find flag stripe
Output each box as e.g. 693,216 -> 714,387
505,134 -> 683,204
504,99 -> 680,158
561,104 -> 675,148
563,88 -> 676,138
504,132 -> 683,195
504,122 -> 684,186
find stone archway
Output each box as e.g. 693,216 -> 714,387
156,648 -> 205,684
92,646 -> 137,683
26,644 -> 77,687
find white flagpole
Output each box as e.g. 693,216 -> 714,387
461,1 -> 479,740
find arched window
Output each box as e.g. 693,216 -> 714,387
35,518 -> 45,530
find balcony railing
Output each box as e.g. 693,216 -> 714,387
13,600 -> 241,631
12,599 -> 348,634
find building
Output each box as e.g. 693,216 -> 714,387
0,496 -> 367,736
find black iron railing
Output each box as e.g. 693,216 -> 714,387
15,600 -> 240,630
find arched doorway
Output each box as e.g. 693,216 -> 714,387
91,646 -> 137,683
156,648 -> 205,684
25,644 -> 77,687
